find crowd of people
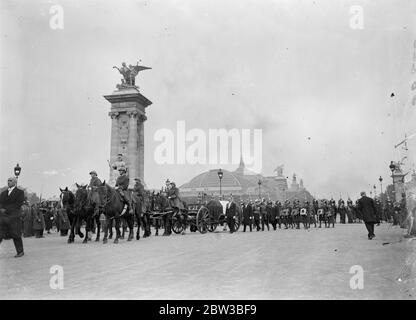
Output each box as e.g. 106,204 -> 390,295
0,170 -> 412,258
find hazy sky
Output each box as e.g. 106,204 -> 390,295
1,0 -> 415,198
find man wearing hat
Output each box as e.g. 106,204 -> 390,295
115,167 -> 131,216
357,191 -> 377,239
89,170 -> 102,188
225,195 -> 236,234
88,171 -> 102,218
0,177 -> 25,257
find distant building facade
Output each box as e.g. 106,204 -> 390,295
179,159 -> 313,203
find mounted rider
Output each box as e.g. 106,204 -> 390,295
88,170 -> 102,216
167,182 -> 184,211
115,167 -> 131,216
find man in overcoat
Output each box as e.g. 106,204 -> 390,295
225,196 -> 236,234
0,177 -> 25,257
357,191 -> 377,239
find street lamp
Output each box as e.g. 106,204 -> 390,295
217,169 -> 223,199
258,179 -> 262,199
373,185 -> 377,199
14,163 -> 21,186
379,176 -> 383,195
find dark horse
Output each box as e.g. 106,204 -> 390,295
60,187 -> 84,243
74,184 -> 101,243
91,181 -> 134,244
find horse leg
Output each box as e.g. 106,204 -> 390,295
83,217 -> 90,244
114,217 -> 121,244
95,216 -> 101,242
103,216 -> 109,244
135,211 -> 141,240
68,215 -> 75,243
120,218 -> 125,240
127,216 -> 134,241
109,219 -> 113,239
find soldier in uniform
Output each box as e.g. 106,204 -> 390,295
253,200 -> 261,231
385,200 -> 393,222
88,170 -> 102,217
274,201 -> 282,229
32,203 -> 45,238
268,201 -> 277,230
115,168 -> 131,216
242,200 -> 253,232
346,198 -> 354,223
338,201 -> 347,224
167,182 -> 186,235
225,196 -> 237,234
300,200 -> 309,229
260,198 -> 269,231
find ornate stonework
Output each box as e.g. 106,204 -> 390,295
104,86 -> 152,188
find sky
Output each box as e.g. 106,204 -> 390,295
1,0 -> 416,199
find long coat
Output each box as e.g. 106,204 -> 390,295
225,201 -> 237,218
357,196 -> 377,223
57,208 -> 70,231
0,188 -> 25,239
167,187 -> 184,210
22,204 -> 33,237
32,206 -> 46,231
243,204 -> 253,223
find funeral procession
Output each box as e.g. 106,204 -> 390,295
1,0 -> 416,302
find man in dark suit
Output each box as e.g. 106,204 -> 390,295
0,177 -> 25,257
225,196 -> 236,234
357,191 -> 377,240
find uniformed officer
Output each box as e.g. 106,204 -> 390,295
253,200 -> 261,231
242,200 -> 253,232
260,198 -> 269,231
168,182 -> 186,235
338,202 -> 347,224
115,168 -> 131,216
225,195 -> 237,234
88,170 -> 102,217
274,201 -> 282,229
268,201 -> 277,230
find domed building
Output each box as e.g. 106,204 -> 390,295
179,158 -> 314,203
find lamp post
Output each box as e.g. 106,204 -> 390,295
217,169 -> 223,200
258,179 -> 262,199
373,185 -> 377,199
14,163 -> 21,187
379,176 -> 383,195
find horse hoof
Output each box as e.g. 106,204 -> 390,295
109,235 -> 113,239
67,239 -> 73,244
120,236 -> 124,240
103,239 -> 108,244
95,238 -> 100,242
136,235 -> 140,240
114,239 -> 119,244
82,239 -> 88,244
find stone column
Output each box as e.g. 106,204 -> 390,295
108,111 -> 119,186
127,111 -> 139,188
138,114 -> 147,183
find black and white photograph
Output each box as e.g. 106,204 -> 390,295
1,0 -> 416,304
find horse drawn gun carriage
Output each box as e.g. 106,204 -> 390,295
136,192 -> 243,236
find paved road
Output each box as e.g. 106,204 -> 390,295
1,223 -> 415,299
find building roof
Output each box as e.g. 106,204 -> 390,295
180,169 -> 256,190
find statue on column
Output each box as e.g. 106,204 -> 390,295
113,60 -> 151,88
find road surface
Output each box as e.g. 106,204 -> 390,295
1,223 -> 415,299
